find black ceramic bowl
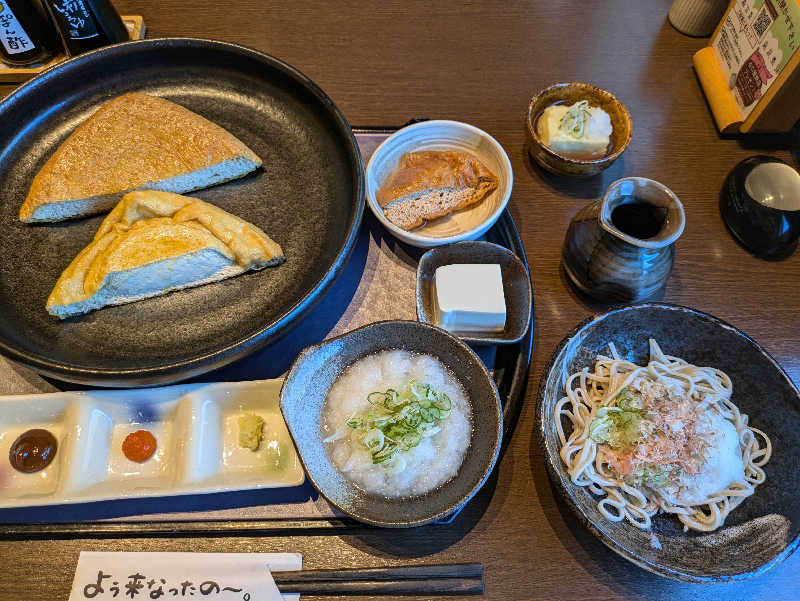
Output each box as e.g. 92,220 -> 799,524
720,155 -> 800,258
280,320 -> 503,527
416,241 -> 532,345
536,303 -> 799,582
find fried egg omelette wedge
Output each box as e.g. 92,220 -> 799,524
20,93 -> 262,223
47,190 -> 283,319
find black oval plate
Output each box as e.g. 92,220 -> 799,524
0,39 -> 364,387
536,303 -> 799,582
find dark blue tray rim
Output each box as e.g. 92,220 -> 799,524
0,125 -> 534,538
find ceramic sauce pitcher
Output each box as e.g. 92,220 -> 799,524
562,177 -> 686,303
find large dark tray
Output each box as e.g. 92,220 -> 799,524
0,127 -> 533,539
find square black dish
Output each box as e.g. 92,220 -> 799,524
416,241 -> 532,345
536,303 -> 799,582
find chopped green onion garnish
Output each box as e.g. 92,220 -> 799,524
588,388 -> 649,448
340,380 -> 453,468
559,100 -> 592,139
616,387 -> 644,411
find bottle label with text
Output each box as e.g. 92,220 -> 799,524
0,2 -> 35,55
50,0 -> 98,40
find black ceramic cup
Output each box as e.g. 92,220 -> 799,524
720,156 -> 800,258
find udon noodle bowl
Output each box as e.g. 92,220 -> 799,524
555,339 -> 772,533
321,350 -> 472,497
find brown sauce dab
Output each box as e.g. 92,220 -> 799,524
122,429 -> 157,463
9,428 -> 58,473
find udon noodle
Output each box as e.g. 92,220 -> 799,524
555,339 -> 771,532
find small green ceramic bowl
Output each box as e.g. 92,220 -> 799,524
526,82 -> 632,177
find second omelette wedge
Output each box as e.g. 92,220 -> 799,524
47,190 -> 284,319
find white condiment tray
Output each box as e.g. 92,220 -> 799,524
0,380 -> 304,509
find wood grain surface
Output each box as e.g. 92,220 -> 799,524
1,1 -> 798,600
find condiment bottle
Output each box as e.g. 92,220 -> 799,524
0,0 -> 60,66
562,177 -> 686,303
42,0 -> 128,57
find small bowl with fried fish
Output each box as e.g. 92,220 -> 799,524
366,120 -> 512,247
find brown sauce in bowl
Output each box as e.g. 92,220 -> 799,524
9,428 -> 58,473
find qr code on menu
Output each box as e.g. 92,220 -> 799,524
752,6 -> 772,39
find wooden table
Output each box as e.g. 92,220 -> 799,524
1,1 -> 798,599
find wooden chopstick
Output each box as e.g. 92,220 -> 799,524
272,562 -> 483,595
275,562 -> 483,582
274,577 -> 483,596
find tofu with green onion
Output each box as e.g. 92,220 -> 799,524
537,100 -> 612,158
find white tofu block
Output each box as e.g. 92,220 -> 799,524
537,104 -> 611,157
433,264 -> 506,333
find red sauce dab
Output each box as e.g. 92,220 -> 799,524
122,430 -> 157,463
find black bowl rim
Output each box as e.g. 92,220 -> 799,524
0,38 -> 365,386
415,240 -> 532,345
280,319 -> 504,527
726,155 -> 800,216
721,155 -> 800,257
535,302 -> 800,582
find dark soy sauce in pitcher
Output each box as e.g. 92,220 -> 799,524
563,177 -> 685,302
611,196 -> 668,239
